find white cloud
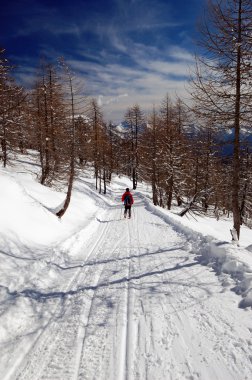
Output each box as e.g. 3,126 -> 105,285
167,46 -> 194,62
68,41 -> 195,122
11,0 -> 195,123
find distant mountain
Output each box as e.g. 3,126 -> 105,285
215,127 -> 252,156
113,120 -> 147,137
114,121 -> 129,136
183,124 -> 252,157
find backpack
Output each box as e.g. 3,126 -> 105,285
124,194 -> 131,206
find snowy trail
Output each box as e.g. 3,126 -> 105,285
6,191 -> 252,380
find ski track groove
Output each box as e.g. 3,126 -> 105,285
124,223 -> 133,380
76,213 -> 130,380
10,221 -> 110,380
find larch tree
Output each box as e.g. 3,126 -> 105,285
0,48 -> 26,167
29,62 -> 67,185
75,115 -> 91,166
141,106 -> 162,206
56,60 -> 83,218
106,122 -> 117,182
158,95 -> 190,210
172,98 -> 189,207
124,104 -> 145,189
99,122 -> 110,194
159,95 -> 175,209
88,98 -> 105,190
189,0 -> 252,240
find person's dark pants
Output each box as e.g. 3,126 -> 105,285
124,205 -> 131,218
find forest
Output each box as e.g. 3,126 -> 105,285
1,0 -> 252,240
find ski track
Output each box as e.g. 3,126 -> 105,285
6,192 -> 252,380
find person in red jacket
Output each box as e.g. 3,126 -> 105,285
121,188 -> 134,218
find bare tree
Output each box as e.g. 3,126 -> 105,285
0,48 -> 26,167
56,60 -> 82,218
88,98 -> 105,190
189,0 -> 252,239
124,104 -> 145,189
141,107 -> 161,205
29,62 -> 67,185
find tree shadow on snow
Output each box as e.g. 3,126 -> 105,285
4,259 -> 210,306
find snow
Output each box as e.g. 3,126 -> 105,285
1,153 -> 252,380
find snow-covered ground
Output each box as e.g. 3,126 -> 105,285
1,153 -> 252,380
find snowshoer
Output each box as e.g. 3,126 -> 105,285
121,188 -> 134,218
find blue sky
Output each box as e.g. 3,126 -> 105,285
2,0 -> 205,122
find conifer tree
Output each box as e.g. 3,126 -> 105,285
141,107 -> 161,205
189,0 -> 252,239
124,104 -> 145,189
29,63 -> 67,185
88,98 -> 105,190
0,48 -> 26,167
56,60 -> 81,218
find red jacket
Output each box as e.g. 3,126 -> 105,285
122,191 -> 134,205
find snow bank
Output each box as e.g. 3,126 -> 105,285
0,165 -> 102,249
0,156 -> 112,371
138,192 -> 252,309
0,164 -> 100,298
0,172 -> 64,245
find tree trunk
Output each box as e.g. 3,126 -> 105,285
103,168 -> 106,194
56,71 -> 75,218
167,176 -> 173,210
41,82 -> 50,185
1,123 -> 7,167
232,0 -> 242,240
56,157 -> 74,218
